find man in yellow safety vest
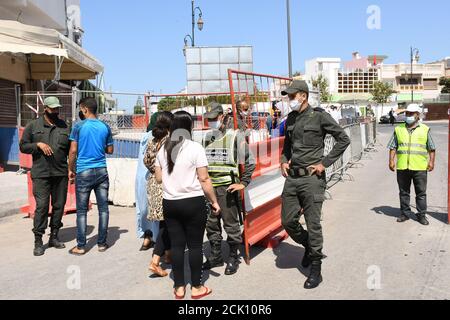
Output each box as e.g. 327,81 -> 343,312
202,102 -> 255,275
388,103 -> 436,225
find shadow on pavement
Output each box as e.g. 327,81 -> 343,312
58,225 -> 95,243
371,205 -> 448,224
84,226 -> 128,251
272,242 -> 309,277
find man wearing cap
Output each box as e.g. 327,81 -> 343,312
280,80 -> 350,289
388,104 -> 436,225
202,102 -> 255,275
20,97 -> 70,256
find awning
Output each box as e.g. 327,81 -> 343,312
0,20 -> 103,80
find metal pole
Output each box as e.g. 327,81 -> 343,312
448,107 -> 450,224
286,0 -> 293,78
191,0 -> 195,47
411,47 -> 414,103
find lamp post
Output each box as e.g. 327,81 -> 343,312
286,0 -> 293,78
410,47 -> 420,103
184,0 -> 203,48
183,0 -> 203,115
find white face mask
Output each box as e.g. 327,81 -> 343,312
289,94 -> 306,112
209,121 -> 222,129
241,110 -> 248,116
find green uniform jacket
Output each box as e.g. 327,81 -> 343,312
19,116 -> 71,179
281,105 -> 350,168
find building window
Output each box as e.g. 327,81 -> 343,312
423,78 -> 437,90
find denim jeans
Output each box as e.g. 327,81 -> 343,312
75,167 -> 110,248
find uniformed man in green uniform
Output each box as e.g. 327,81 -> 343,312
280,80 -> 350,289
20,97 -> 70,256
202,102 -> 255,275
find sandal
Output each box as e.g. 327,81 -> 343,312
149,262 -> 168,277
98,244 -> 109,252
191,286 -> 212,300
69,246 -> 86,256
174,286 -> 186,300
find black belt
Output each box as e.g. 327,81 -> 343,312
288,167 -> 311,178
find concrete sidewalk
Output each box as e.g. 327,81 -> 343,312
0,122 -> 448,300
0,171 -> 28,218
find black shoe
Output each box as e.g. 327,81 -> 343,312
397,214 -> 410,223
301,246 -> 311,268
48,230 -> 65,249
416,214 -> 429,226
202,258 -> 224,270
140,230 -> 154,251
203,241 -> 223,270
224,256 -> 240,275
33,236 -> 45,256
304,262 -> 322,289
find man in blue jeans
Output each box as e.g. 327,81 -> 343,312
68,97 -> 114,255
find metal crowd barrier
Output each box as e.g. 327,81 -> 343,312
324,119 -> 377,187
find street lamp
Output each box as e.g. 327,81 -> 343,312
183,0 -> 203,48
410,47 -> 420,102
183,1 -> 204,115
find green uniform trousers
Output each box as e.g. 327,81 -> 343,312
206,185 -> 242,246
281,174 -> 326,261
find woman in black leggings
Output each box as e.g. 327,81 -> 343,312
155,111 -> 220,300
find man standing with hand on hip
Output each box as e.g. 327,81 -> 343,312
388,103 -> 436,225
280,80 -> 350,289
20,96 -> 70,256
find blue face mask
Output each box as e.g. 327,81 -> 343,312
405,116 -> 416,125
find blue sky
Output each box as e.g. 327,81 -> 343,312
82,0 -> 449,95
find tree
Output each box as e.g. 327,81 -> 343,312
312,74 -> 331,103
133,96 -> 145,114
370,81 -> 396,115
439,77 -> 450,94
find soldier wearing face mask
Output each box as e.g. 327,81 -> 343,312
280,80 -> 350,289
19,97 -> 71,256
202,102 -> 255,275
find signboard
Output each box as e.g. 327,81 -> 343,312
185,46 -> 254,94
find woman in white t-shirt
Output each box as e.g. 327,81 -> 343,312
155,111 -> 220,300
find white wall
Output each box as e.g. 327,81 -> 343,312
305,58 -> 341,94
0,0 -> 81,41
0,0 -> 65,31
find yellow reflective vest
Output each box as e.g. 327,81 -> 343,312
205,129 -> 239,187
394,123 -> 429,171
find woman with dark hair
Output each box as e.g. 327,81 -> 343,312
155,111 -> 220,300
144,111 -> 174,277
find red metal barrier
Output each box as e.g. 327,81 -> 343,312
228,69 -> 292,264
18,127 -> 33,169
21,172 -> 91,217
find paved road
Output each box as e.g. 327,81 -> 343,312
0,121 -> 448,300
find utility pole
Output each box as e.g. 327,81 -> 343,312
286,0 -> 293,78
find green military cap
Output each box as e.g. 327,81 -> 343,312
204,102 -> 224,119
281,80 -> 310,96
43,96 -> 62,109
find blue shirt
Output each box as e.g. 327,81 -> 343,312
69,119 -> 114,174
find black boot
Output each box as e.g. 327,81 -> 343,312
48,229 -> 65,249
416,214 -> 429,226
224,244 -> 240,275
203,242 -> 224,270
33,235 -> 45,256
304,261 -> 323,289
301,244 -> 311,268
